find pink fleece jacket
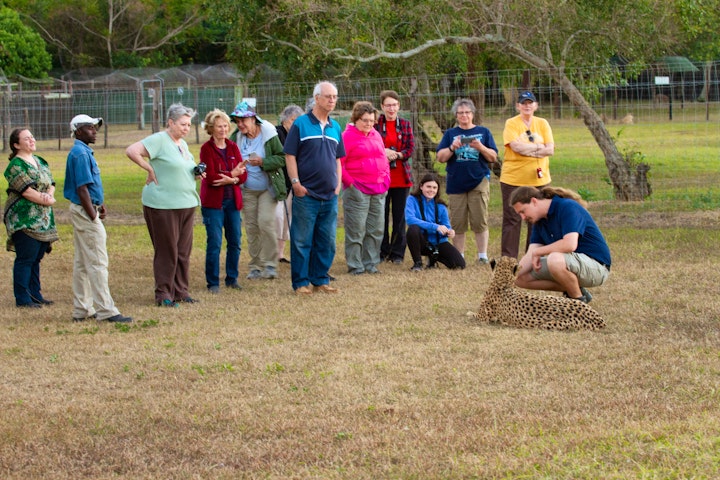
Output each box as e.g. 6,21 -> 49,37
340,124 -> 390,195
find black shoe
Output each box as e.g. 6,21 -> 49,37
279,257 -> 290,264
226,283 -> 242,290
72,313 -> 97,322
410,261 -> 423,272
104,314 -> 133,323
208,286 -> 220,294
392,258 -> 404,265
31,295 -> 54,305
328,274 -> 336,282
17,302 -> 42,308
179,297 -> 199,304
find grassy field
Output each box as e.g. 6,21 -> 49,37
1,119 -> 719,479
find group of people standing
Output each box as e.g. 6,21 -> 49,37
413,90 -> 556,272
5,116 -> 132,322
433,90 -> 611,303
3,84 -> 610,314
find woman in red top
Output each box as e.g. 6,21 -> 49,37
199,109 -> 247,293
375,90 -> 415,265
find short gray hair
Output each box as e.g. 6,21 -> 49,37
279,104 -> 304,124
450,98 -> 476,116
167,103 -> 195,123
312,81 -> 337,98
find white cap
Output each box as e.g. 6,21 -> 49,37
70,114 -> 103,136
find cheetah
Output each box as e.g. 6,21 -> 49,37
468,256 -> 606,330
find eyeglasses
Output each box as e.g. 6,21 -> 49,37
526,130 -> 535,142
456,111 -> 473,116
382,103 -> 399,108
321,94 -> 338,100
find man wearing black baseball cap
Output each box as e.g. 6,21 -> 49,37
64,114 -> 132,323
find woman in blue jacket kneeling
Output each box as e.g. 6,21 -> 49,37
405,173 -> 466,271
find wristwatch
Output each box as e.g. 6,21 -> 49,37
291,178 -> 300,184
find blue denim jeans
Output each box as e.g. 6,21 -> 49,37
12,230 -> 49,306
290,194 -> 338,290
202,198 -> 242,288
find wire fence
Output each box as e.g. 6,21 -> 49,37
2,62 -> 720,205
4,61 -> 720,147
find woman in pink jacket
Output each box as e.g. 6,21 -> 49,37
341,101 -> 390,275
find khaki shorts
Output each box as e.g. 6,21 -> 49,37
448,178 -> 489,233
530,252 -> 610,288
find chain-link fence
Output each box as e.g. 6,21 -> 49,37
3,60 -> 720,151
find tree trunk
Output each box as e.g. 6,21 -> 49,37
554,72 -> 651,200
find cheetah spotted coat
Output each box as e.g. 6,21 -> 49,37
469,256 -> 606,330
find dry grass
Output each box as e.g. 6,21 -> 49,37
1,128 -> 719,479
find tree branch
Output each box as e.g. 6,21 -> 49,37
131,13 -> 204,52
329,35 -> 505,62
16,13 -> 74,56
259,33 -> 304,54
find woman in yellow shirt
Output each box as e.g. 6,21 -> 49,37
500,91 -> 555,258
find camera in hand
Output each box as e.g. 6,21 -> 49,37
389,146 -> 397,169
461,136 -> 473,145
193,162 -> 206,175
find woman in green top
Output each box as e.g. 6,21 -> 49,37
126,104 -> 204,308
3,128 -> 60,308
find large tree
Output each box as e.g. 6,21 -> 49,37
0,6 -> 52,78
675,0 -> 720,61
8,0 -> 209,69
217,0 -> 686,200
208,0 -> 477,82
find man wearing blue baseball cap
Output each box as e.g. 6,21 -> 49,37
500,91 -> 555,259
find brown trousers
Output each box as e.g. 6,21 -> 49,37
143,206 -> 196,303
500,182 -> 535,259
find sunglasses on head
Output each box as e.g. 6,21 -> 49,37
526,130 -> 535,142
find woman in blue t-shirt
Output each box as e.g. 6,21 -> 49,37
436,98 -> 499,264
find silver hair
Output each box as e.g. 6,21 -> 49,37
305,97 -> 315,113
279,104 -> 304,124
450,98 -> 476,116
312,81 -> 337,98
167,103 -> 196,123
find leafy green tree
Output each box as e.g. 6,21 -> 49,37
0,6 -> 52,78
206,0 -> 476,82
8,0 -> 210,69
675,0 -> 720,61
217,0 -> 684,200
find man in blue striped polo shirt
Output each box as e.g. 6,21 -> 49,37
284,81 -> 346,295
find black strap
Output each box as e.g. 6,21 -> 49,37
414,195 -> 439,244
414,195 -> 438,222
